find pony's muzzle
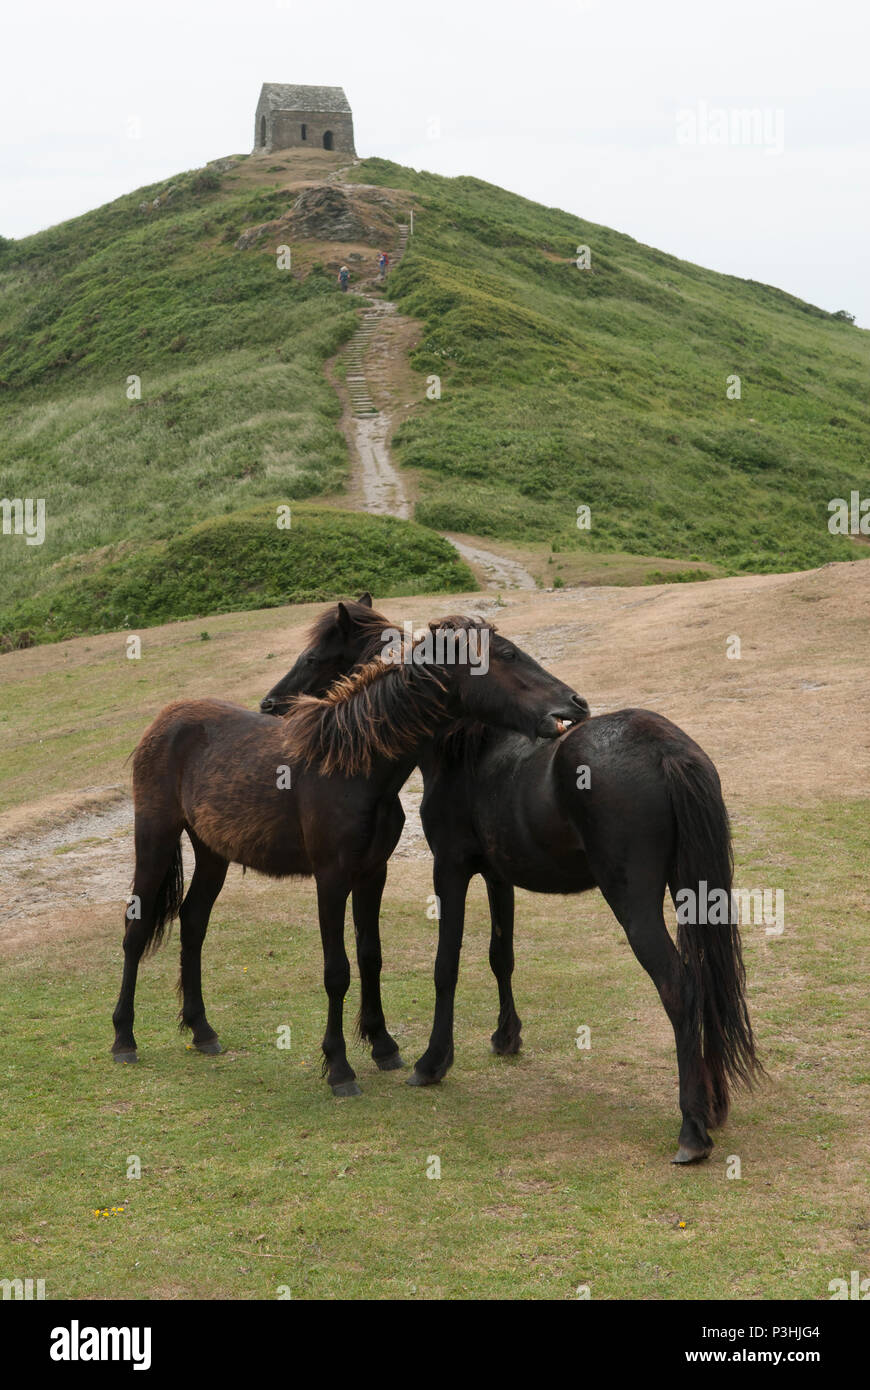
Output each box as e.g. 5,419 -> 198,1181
260,697 -> 287,716
537,695 -> 591,738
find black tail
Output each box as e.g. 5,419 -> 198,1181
663,749 -> 763,1125
141,840 -> 185,958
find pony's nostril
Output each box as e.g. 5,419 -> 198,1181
572,695 -> 590,713
260,698 -> 275,713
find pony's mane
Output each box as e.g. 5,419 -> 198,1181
283,616 -> 495,777
283,655 -> 448,776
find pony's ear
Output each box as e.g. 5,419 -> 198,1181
357,592 -> 373,608
337,602 -> 352,636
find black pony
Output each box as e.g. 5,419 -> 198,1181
113,613 -> 582,1095
262,596 -> 762,1161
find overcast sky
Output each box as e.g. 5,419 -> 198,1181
3,0 -> 868,326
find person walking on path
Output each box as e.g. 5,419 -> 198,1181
338,265 -> 350,291
377,251 -> 389,281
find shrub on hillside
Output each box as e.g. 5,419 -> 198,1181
0,505 -> 475,647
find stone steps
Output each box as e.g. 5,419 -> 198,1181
340,224 -> 412,417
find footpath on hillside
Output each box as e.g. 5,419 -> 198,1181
325,196 -> 537,589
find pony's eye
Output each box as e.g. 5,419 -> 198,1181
500,647 -> 516,662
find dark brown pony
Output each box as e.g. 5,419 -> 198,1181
112,614 -> 584,1095
262,597 -> 763,1160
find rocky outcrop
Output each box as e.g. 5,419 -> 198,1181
288,185 -> 371,240
235,181 -> 403,252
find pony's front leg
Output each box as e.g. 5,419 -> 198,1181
408,858 -> 473,1087
352,868 -> 404,1071
485,875 -> 522,1055
315,873 -> 358,1096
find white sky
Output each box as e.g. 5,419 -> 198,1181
2,0 -> 869,326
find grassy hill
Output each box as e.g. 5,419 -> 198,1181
0,152 -> 473,646
1,149 -> 867,647
349,160 -> 869,574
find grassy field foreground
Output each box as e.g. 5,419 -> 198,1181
0,799 -> 866,1300
1,571 -> 867,1299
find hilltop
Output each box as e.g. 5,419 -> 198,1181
0,147 -> 867,647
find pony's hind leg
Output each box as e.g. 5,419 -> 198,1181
485,875 -> 522,1056
177,832 -> 228,1054
601,879 -> 713,1163
111,819 -> 184,1062
352,868 -> 404,1071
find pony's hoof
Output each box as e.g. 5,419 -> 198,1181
406,1069 -> 440,1087
194,1039 -> 222,1055
491,1037 -> 522,1056
112,1050 -> 138,1064
375,1052 -> 405,1071
671,1145 -> 712,1165
331,1079 -> 362,1097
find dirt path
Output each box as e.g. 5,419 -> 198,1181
329,217 -> 537,588
342,293 -> 413,519
353,409 -> 412,519
445,536 -> 537,590
0,793 -> 136,947
0,774 -> 431,949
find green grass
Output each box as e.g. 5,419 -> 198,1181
0,162 -> 333,390
0,503 -> 474,647
353,159 -> 870,574
0,800 -> 865,1299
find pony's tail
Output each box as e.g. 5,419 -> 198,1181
664,750 -> 763,1126
141,839 -> 185,958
